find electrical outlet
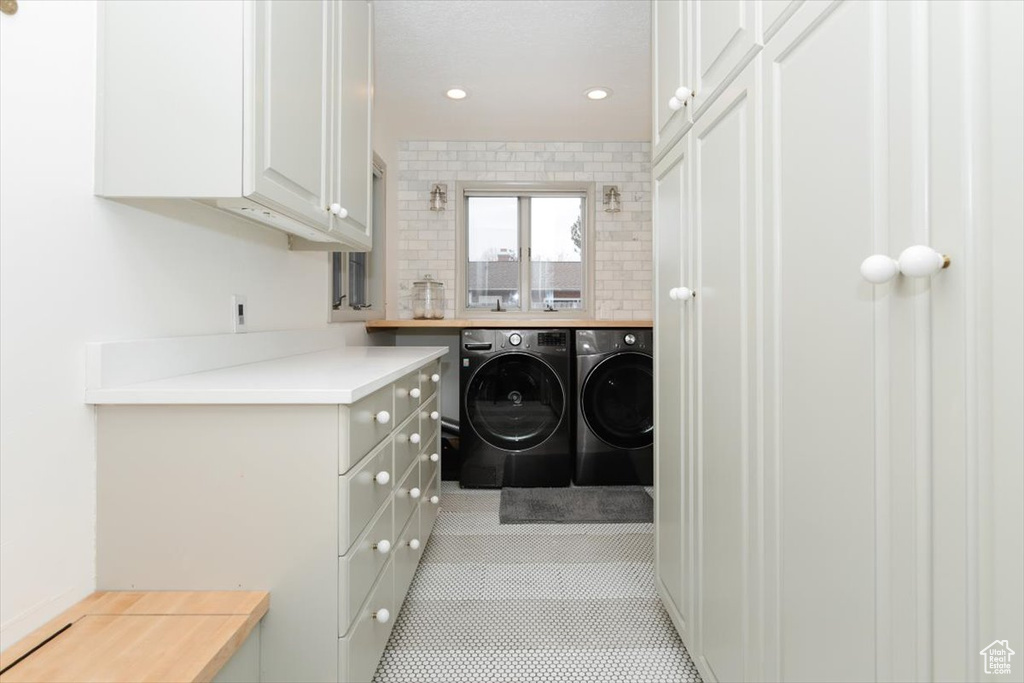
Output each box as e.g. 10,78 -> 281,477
232,295 -> 247,333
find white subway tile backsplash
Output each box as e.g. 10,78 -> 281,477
396,140 -> 652,321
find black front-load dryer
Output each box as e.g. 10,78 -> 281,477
574,329 -> 654,485
459,329 -> 572,488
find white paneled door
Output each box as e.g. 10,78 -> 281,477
652,1 -> 1024,681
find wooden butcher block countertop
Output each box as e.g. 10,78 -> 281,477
0,591 -> 269,683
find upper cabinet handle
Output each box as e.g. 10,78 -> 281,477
668,86 -> 693,111
329,203 -> 348,219
860,246 -> 951,284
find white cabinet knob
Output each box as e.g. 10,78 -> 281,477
898,245 -> 951,278
409,387 -> 421,399
860,254 -> 900,284
431,373 -> 440,383
329,203 -> 348,218
430,453 -> 439,463
373,608 -> 390,623
409,487 -> 421,499
408,538 -> 421,550
430,411 -> 440,421
668,287 -> 695,301
373,539 -> 391,554
410,432 -> 421,444
374,471 -> 390,485
668,96 -> 684,111
374,410 -> 391,425
430,495 -> 439,505
675,86 -> 693,101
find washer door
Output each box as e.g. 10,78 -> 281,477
581,352 -> 654,449
466,353 -> 565,451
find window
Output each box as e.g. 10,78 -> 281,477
330,155 -> 385,322
457,183 -> 594,317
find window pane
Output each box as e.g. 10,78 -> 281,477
466,197 -> 520,309
530,197 -> 583,311
348,252 -> 367,307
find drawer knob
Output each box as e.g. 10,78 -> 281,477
374,410 -> 391,425
430,411 -> 440,421
430,495 -> 439,505
431,373 -> 440,383
374,471 -> 390,485
430,452 -> 439,463
408,538 -> 421,550
329,203 -> 349,218
373,608 -> 390,623
409,387 -> 421,399
409,487 -> 421,499
410,433 -> 421,444
373,539 -> 391,554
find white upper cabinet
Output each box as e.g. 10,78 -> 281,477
96,0 -> 373,250
689,0 -> 760,118
652,0 -> 691,161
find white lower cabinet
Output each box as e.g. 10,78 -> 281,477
97,361 -> 443,682
653,1 -> 1024,681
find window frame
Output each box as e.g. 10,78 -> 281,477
454,181 -> 596,320
329,153 -> 386,323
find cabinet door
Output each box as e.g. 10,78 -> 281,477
653,140 -> 692,635
247,0 -> 332,230
330,0 -> 373,248
690,61 -> 758,683
653,0 -> 691,162
690,0 -> 760,118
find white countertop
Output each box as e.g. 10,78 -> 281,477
84,346 -> 448,405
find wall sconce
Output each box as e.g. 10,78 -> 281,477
429,183 -> 447,211
603,185 -> 621,213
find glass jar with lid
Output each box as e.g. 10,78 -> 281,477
412,275 -> 446,320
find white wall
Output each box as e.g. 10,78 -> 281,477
0,1 -> 371,648
394,140 -> 653,320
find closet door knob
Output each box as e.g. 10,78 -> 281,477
373,608 -> 390,623
374,471 -> 390,486
374,410 -> 391,425
409,387 -> 421,399
668,287 -> 695,301
898,245 -> 951,278
431,373 -> 440,383
410,433 -> 421,444
860,254 -> 900,284
329,203 -> 348,218
674,86 -> 693,101
409,538 -> 421,550
373,539 -> 391,554
430,453 -> 439,463
668,96 -> 684,111
430,495 -> 440,505
409,487 -> 421,499
430,411 -> 440,421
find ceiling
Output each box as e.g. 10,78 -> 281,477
373,0 -> 652,142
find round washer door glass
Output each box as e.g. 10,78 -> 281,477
582,352 -> 654,449
466,353 -> 565,451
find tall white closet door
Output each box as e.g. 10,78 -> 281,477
247,0 -> 331,229
760,2 -> 912,680
653,0 -> 690,159
690,62 -> 758,683
653,142 -> 692,635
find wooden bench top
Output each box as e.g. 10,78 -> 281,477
0,591 -> 269,683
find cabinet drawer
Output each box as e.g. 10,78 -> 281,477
339,561 -> 395,683
339,439 -> 393,553
394,508 -> 423,607
393,458 -> 420,535
392,369 -> 422,424
420,469 -> 440,542
393,412 -> 422,479
418,360 -> 441,399
418,394 -> 440,439
339,498 -> 393,635
340,384 -> 393,474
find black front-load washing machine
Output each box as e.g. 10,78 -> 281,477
459,329 -> 572,488
574,329 -> 654,485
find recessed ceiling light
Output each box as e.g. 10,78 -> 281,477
446,88 -> 468,100
586,87 -> 612,100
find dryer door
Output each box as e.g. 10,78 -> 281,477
581,352 -> 654,449
465,353 -> 566,451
